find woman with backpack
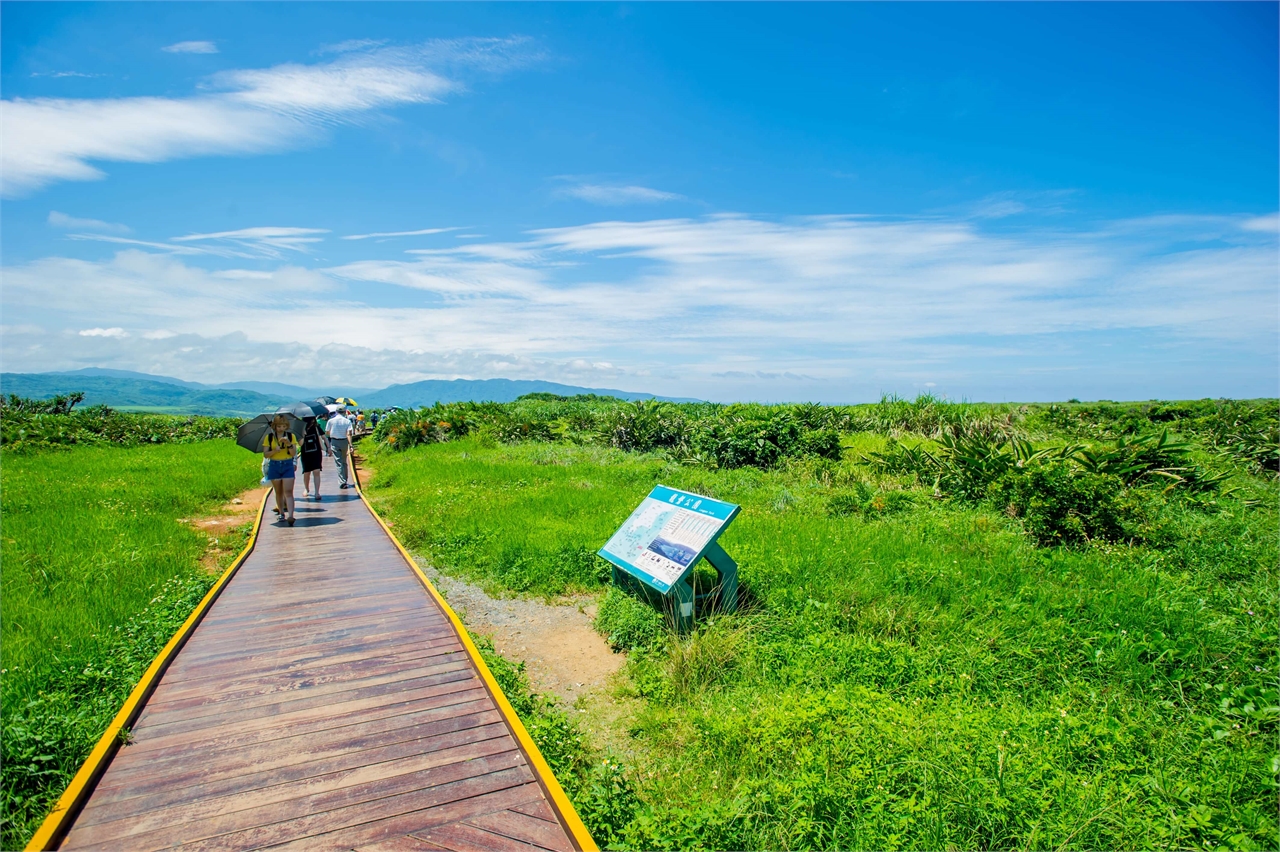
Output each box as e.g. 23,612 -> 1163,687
263,415 -> 298,526
299,416 -> 330,501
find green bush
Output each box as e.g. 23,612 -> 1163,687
988,458 -> 1126,545
0,403 -> 241,452
596,586 -> 666,651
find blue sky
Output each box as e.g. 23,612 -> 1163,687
2,2 -> 1276,402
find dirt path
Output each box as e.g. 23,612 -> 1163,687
180,485 -> 269,573
417,562 -> 625,706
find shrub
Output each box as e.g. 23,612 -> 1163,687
595,586 -> 665,651
988,458 -> 1126,545
0,403 -> 241,452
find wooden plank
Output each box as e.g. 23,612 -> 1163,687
354,837 -> 446,852
131,663 -> 477,741
253,782 -> 548,852
465,810 -> 576,852
68,737 -> 525,846
53,480 -> 582,852
142,648 -> 469,715
121,676 -> 483,757
80,763 -> 537,851
158,633 -> 461,687
509,800 -> 559,824
148,639 -> 461,703
78,716 -> 513,825
117,684 -> 488,761
414,821 -> 543,852
93,711 -> 508,801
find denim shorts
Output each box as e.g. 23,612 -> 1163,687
266,458 -> 296,480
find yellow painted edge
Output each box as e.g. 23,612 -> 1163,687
350,450 -> 599,852
25,490 -> 270,852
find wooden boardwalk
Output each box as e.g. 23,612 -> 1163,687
45,482 -> 592,851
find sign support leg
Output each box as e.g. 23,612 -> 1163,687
702,541 -> 738,614
672,576 -> 695,634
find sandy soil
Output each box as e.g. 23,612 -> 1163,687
421,562 -> 626,707
180,485 -> 269,573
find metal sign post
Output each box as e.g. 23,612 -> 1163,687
598,485 -> 740,633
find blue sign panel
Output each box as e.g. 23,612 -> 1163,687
599,485 -> 740,593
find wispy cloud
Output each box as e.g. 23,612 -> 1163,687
557,184 -> 683,205
319,39 -> 389,55
1242,213 -> 1280,233
172,226 -> 329,257
48,210 -> 130,234
4,211 -> 1275,400
65,233 -> 239,257
342,227 -> 458,241
1,38 -> 539,197
162,41 -> 219,54
31,71 -> 102,79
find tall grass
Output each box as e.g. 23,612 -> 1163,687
367,435 -> 1278,850
1,441 -> 261,847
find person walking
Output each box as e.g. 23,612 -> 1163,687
263,414 -> 298,525
299,416 -> 329,500
326,407 -> 354,489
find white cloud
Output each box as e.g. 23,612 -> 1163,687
162,41 -> 219,54
48,211 -> 130,234
172,226 -> 329,257
558,184 -> 683,205
66,233 -> 246,258
3,211 -> 1275,400
1242,212 -> 1280,233
320,39 -> 390,55
31,71 -> 102,79
2,38 -> 538,197
79,327 -> 127,337
342,227 -> 458,240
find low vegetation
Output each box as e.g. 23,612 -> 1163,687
363,394 -> 1278,850
1,393 -> 242,453
2,393 -> 1274,849
0,439 -> 260,848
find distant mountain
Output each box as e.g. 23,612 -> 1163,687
0,373 -> 294,417
1,370 -> 695,415
207,380 -> 374,399
58,367 -> 205,388
10,370 -> 371,406
361,378 -> 699,408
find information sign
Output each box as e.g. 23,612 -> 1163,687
598,485 -> 740,593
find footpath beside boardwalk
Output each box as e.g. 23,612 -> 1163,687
42,480 -> 592,851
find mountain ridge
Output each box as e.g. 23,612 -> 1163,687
1,370 -> 697,415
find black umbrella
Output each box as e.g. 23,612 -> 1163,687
314,396 -> 337,405
236,413 -> 304,452
278,400 -> 326,419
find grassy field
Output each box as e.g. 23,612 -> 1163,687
1,440 -> 261,848
363,414 -> 1278,850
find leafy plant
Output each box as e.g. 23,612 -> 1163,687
596,586 -> 666,651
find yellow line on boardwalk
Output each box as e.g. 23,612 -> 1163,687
25,491 -> 271,852
350,449 -> 599,852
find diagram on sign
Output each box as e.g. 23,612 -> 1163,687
599,485 -> 739,592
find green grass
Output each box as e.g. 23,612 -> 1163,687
1,440 -> 261,848
366,436 -> 1278,850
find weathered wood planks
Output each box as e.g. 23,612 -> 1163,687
56,489 -> 587,851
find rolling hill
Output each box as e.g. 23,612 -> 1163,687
1,371 -> 695,416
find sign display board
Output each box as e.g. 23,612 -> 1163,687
598,485 -> 740,593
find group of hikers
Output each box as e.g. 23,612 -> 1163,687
262,407 -> 358,525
